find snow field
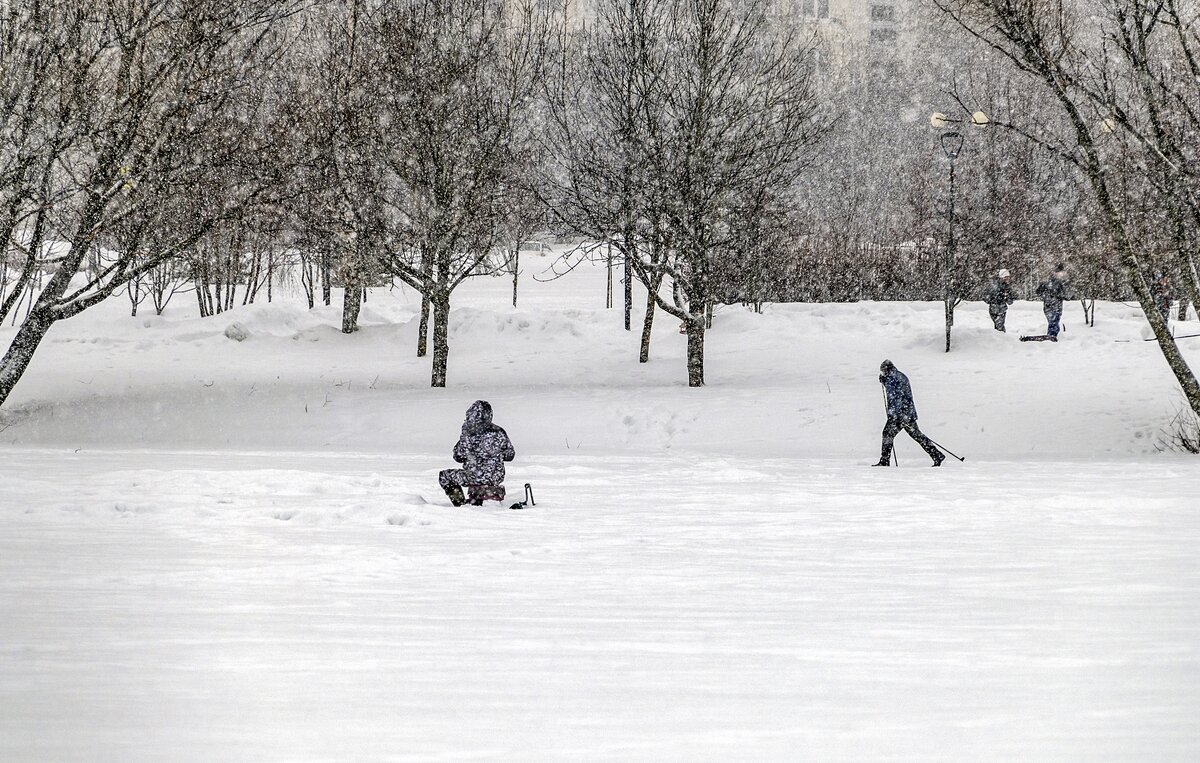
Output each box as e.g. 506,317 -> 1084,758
2,257 -> 1200,759
2,450 -> 1198,760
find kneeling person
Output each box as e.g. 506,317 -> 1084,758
440,400 -> 515,506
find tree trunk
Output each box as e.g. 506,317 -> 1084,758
342,275 -> 362,333
639,285 -> 656,363
342,239 -> 363,334
321,247 -> 332,306
1179,298 -> 1190,323
430,293 -> 450,387
417,250 -> 432,357
417,294 -> 430,357
606,244 -> 613,309
624,254 -> 632,331
944,297 -> 954,353
0,306 -> 53,407
512,248 -> 519,308
195,280 -> 209,317
1086,162 -> 1200,417
685,320 -> 704,387
298,254 -> 313,309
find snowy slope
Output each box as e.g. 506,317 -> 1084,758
0,255 -> 1194,460
1,257 -> 1199,761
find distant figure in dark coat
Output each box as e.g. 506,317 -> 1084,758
1149,272 -> 1172,325
874,360 -> 944,467
1034,265 -> 1069,340
984,268 -> 1015,332
439,400 -> 515,506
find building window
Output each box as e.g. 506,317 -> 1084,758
870,28 -> 898,42
801,0 -> 830,19
871,5 -> 896,22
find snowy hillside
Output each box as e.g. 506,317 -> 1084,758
2,259 -> 1199,760
0,257 -> 1195,459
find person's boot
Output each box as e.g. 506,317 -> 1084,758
873,446 -> 892,466
931,451 -> 945,467
444,484 -> 465,507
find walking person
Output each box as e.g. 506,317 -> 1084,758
984,268 -> 1015,332
1150,272 -> 1173,326
439,400 -> 515,506
1033,265 -> 1070,341
873,360 -> 945,467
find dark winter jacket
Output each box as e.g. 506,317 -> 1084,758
984,279 -> 1015,308
1150,279 -> 1172,315
880,367 -> 918,421
1035,276 -> 1069,310
452,400 -> 515,486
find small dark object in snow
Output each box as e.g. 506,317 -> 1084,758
1019,334 -> 1058,342
510,483 -> 536,510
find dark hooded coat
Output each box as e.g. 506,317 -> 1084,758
984,278 -> 1015,307
880,365 -> 918,421
1035,275 -> 1068,310
452,400 -> 515,486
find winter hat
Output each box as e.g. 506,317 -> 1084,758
997,268 -> 1010,278
880,359 -> 895,374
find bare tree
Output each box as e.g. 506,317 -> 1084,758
0,0 -> 300,408
932,0 -> 1200,421
541,0 -> 671,363
373,0 -> 552,387
547,0 -> 825,386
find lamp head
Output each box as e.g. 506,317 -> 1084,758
941,131 -> 964,159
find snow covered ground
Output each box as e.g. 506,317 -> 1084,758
2,255 -> 1199,760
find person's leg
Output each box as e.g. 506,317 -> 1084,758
1046,305 -> 1062,337
439,468 -> 468,506
989,305 -> 1004,331
902,419 -> 944,465
877,417 -> 901,465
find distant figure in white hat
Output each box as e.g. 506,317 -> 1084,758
984,268 -> 1015,332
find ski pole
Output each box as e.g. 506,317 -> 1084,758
928,438 -> 965,462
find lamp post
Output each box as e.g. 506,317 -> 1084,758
930,110 -> 988,352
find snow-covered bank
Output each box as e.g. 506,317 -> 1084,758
0,263 -> 1195,460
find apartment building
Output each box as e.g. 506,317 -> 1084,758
565,0 -> 915,77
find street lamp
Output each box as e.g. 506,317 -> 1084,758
931,109 -> 987,352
